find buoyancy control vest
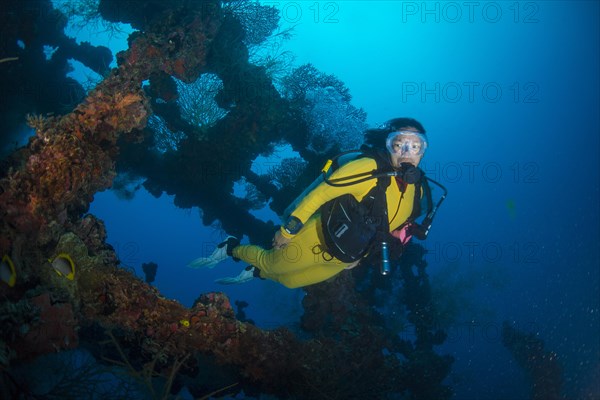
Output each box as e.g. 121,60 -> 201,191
281,147 -> 447,266
319,147 -> 431,263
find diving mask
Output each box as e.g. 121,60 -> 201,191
386,131 -> 428,157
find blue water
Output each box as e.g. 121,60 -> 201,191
74,1 -> 599,399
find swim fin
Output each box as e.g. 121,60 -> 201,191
187,236 -> 238,269
215,266 -> 256,285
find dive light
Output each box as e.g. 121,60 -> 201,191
380,241 -> 390,275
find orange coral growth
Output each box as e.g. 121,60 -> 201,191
170,58 -> 187,77
71,86 -> 149,141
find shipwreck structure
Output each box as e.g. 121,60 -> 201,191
0,1 -> 454,398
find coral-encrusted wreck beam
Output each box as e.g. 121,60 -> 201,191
0,3 -> 418,399
0,79 -> 148,239
0,2 -> 337,398
0,2 -> 222,241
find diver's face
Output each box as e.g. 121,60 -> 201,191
388,127 -> 426,168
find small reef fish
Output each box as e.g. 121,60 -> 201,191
49,253 -> 76,280
1,255 -> 17,287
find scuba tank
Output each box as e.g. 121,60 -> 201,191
282,147 -> 448,236
281,151 -> 365,222
280,147 -> 448,272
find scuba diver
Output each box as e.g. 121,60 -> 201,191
188,117 -> 446,288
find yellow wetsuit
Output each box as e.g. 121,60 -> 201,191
232,157 -> 418,288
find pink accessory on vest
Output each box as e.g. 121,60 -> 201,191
392,224 -> 413,245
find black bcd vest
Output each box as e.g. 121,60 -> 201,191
320,150 -> 427,263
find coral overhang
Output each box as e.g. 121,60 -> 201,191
0,1 -> 454,398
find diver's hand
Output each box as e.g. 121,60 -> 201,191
272,230 -> 291,249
